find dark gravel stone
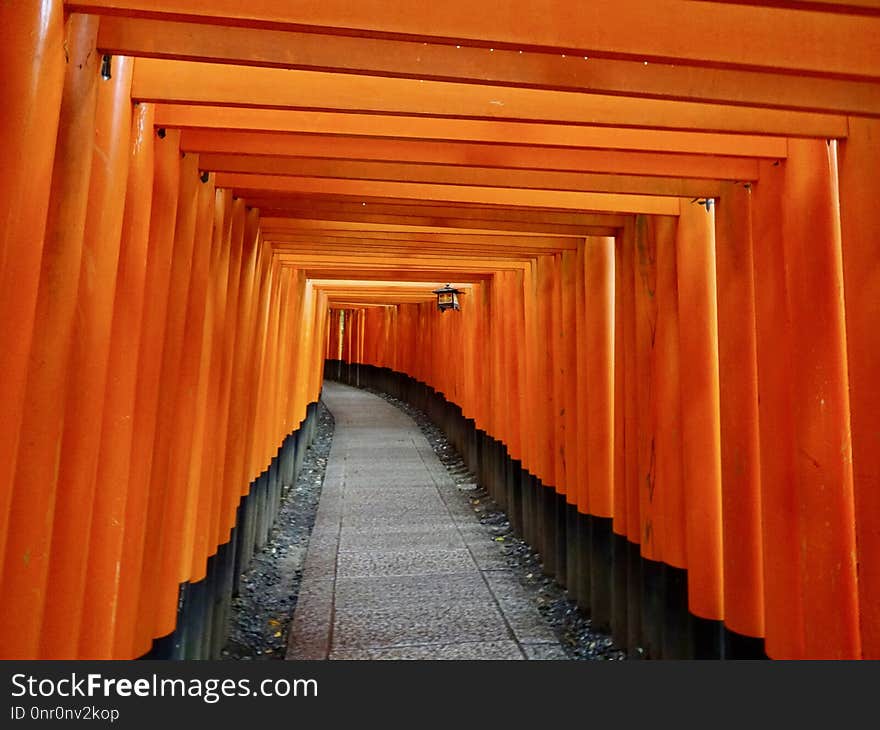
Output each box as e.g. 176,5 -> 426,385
221,401 -> 335,660
363,386 -> 627,662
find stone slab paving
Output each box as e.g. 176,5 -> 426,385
286,381 -> 569,661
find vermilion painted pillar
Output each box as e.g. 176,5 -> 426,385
511,270 -> 527,465
327,310 -> 340,361
311,290 -> 329,400
612,235 -> 628,537
714,182 -> 764,641
552,253 -> 569,495
266,256 -> 284,462
575,241 -> 590,515
181,181 -> 228,585
0,1 -> 66,563
202,190 -> 239,562
308,289 -> 325,403
585,235 -> 616,633
133,150 -> 200,652
0,15 -> 99,659
561,251 -> 579,505
272,266 -> 293,449
634,216 -> 659,560
653,218 -> 685,570
469,284 -> 486,428
394,306 -> 405,373
491,274 -> 507,449
80,103 -> 156,659
359,306 -> 366,369
390,305 -> 399,373
220,207 -> 260,542
508,271 -> 525,462
676,200 -> 724,623
156,159 -> 213,634
838,117 -> 880,659
113,127 -> 181,658
242,246 -> 274,485
537,256 -> 557,488
343,309 -> 352,364
585,237 -> 615,521
260,257 -> 283,468
492,275 -> 507,443
284,269 -> 306,427
751,158 -> 804,660
783,139 -> 859,659
40,55 -> 134,659
620,219 -> 640,545
522,260 -> 540,479
479,279 -> 493,434
620,217 -> 642,652
278,267 -> 297,431
234,238 -> 264,493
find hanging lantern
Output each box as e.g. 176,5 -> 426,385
433,284 -> 461,312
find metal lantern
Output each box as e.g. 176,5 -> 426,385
433,284 -> 461,312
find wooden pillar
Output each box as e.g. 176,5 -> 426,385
612,232 -> 629,641
113,127 -> 181,658
552,253 -> 569,496
561,251 -> 579,506
537,255 -> 557,488
782,139 -> 859,659
80,103 -> 156,658
520,262 -> 536,477
183,183 -> 231,585
574,241 -> 590,516
714,182 -> 764,642
512,270 -> 527,465
751,159 -> 804,660
0,1 -> 66,557
133,150 -> 200,653
0,15 -> 99,659
676,200 -> 724,624
653,218 -> 685,571
41,55 -> 134,659
585,237 -> 615,521
620,219 -> 640,547
220,206 -> 260,542
838,117 -> 880,659
201,191 -> 239,562
634,216 -> 659,561
620,218 -> 642,652
242,246 -> 275,486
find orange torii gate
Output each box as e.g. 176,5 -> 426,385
0,0 -> 878,661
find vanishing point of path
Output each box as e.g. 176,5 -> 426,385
286,381 -> 570,660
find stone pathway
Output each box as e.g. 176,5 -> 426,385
286,381 -> 569,660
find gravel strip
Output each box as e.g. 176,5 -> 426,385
363,386 -> 627,661
222,401 -> 335,660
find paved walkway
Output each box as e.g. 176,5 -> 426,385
286,381 -> 569,660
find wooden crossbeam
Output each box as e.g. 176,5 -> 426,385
216,173 -> 683,215
158,106 -> 789,158
200,153 -> 727,197
101,17 -> 880,116
259,216 -> 617,237
133,59 -> 848,137
181,130 -> 762,181
70,0 -> 880,79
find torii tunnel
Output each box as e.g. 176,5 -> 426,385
1,0 -> 879,661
